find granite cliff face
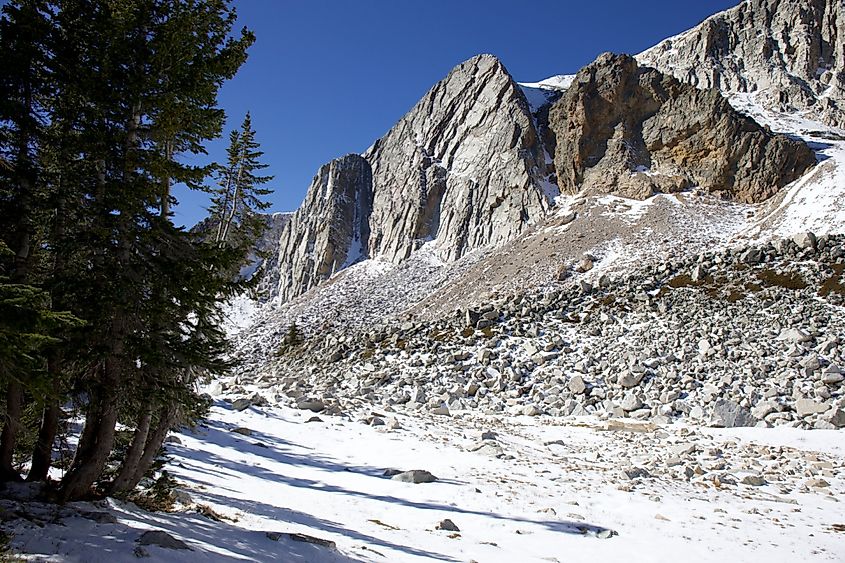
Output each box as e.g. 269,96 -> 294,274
264,154 -> 372,303
266,54 -> 552,301
638,0 -> 845,128
261,0 -> 837,304
364,54 -> 551,264
548,53 -> 817,202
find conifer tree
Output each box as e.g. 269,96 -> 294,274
0,0 -> 56,481
212,112 -> 274,249
0,0 -> 262,499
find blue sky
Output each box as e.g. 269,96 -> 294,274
174,0 -> 739,226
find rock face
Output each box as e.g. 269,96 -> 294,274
637,0 -> 845,128
268,154 -> 373,302
365,54 -> 551,264
548,53 -> 816,202
267,54 -> 551,302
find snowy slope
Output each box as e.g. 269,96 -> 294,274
6,397 -> 844,562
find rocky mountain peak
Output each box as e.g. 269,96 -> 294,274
364,52 -> 551,264
638,0 -> 845,128
264,54 -> 553,303
548,52 -> 817,201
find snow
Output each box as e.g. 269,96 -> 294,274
728,93 -> 845,239
518,75 -> 575,114
8,399 -> 844,562
220,292 -> 260,336
519,74 -> 576,91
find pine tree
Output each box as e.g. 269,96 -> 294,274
0,0 -> 57,481
43,0 -> 255,501
212,112 -> 274,249
0,0 -> 261,499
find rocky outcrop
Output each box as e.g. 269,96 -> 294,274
548,53 -> 816,202
266,54 -> 553,302
266,154 -> 372,302
364,54 -> 551,263
637,0 -> 845,128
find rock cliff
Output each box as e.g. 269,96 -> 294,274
637,0 -> 845,129
364,54 -> 551,263
549,53 -> 816,202
264,154 -> 372,302
266,54 -> 552,301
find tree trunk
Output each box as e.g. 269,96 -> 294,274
107,407 -> 152,495
122,405 -> 177,492
29,162 -> 71,483
27,359 -> 63,482
220,146 -> 246,244
0,382 -> 24,482
59,357 -> 120,501
26,400 -> 60,482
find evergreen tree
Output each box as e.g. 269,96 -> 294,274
211,112 -> 274,250
0,0 -> 56,481
0,0 -> 263,500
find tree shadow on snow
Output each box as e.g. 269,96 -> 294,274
168,420 -> 615,560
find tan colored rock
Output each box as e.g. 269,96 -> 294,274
548,53 -> 816,202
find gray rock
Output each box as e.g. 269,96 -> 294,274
137,531 -> 191,550
436,519 -> 460,532
391,470 -> 438,484
777,328 -> 812,343
431,403 -> 451,416
619,467 -> 651,480
795,398 -> 829,417
638,0 -> 845,129
620,393 -> 643,412
568,375 -> 586,394
751,400 -> 778,420
619,371 -> 644,388
296,398 -> 325,413
740,248 -> 762,264
792,232 -> 818,251
468,442 -> 504,457
710,399 -> 755,428
231,398 -> 252,412
825,407 -> 845,428
231,427 -> 253,436
741,474 -> 766,487
522,404 -> 541,416
80,511 -> 118,524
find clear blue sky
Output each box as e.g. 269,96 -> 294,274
174,0 -> 739,227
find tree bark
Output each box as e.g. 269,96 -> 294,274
26,400 -> 60,482
27,359 -> 63,482
107,407 -> 152,495
220,144 -> 246,244
121,404 -> 177,492
59,357 -> 120,501
0,382 -> 24,482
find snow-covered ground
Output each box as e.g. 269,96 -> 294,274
6,395 -> 844,562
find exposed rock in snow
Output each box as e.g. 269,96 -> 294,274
638,0 -> 845,129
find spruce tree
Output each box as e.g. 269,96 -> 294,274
212,112 -> 274,250
0,0 -> 262,499
0,0 -> 56,481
